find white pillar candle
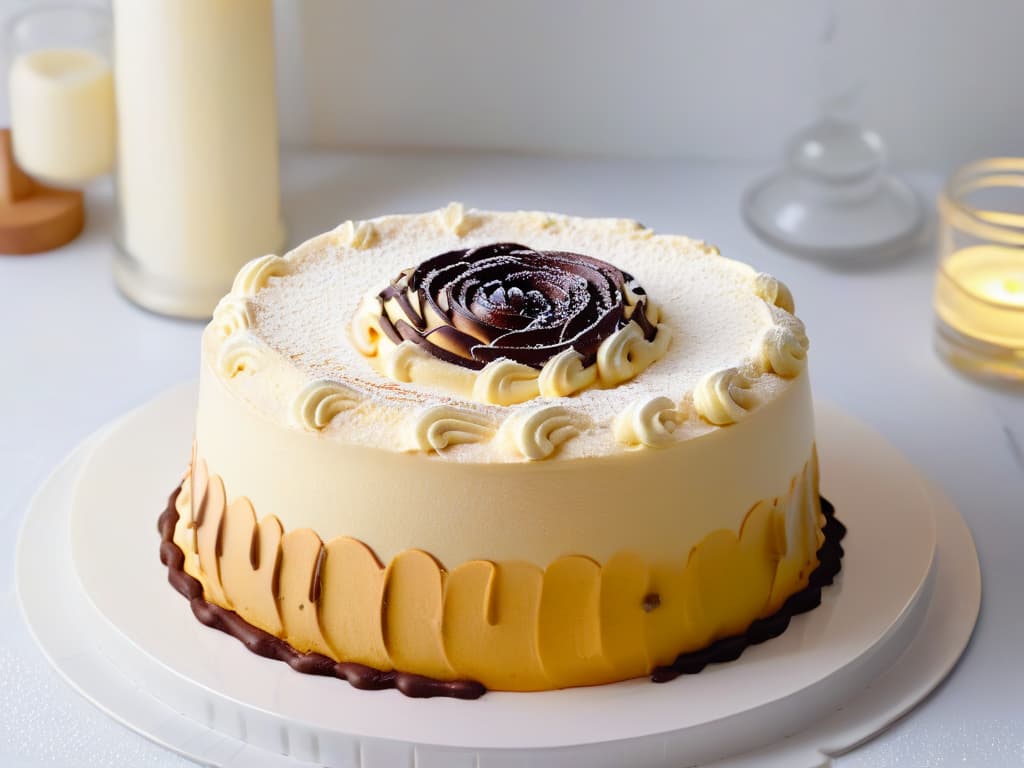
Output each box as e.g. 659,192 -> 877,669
112,0 -> 284,318
8,48 -> 115,186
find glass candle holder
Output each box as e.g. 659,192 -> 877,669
0,4 -> 113,254
6,4 -> 115,186
934,158 -> 1024,383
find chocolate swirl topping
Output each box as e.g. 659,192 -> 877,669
375,243 -> 657,370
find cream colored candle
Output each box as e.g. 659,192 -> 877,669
111,0 -> 284,318
9,48 -> 115,185
934,245 -> 1024,349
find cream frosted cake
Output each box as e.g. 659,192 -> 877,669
159,204 -> 843,698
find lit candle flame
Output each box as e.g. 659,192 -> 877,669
985,275 -> 1024,307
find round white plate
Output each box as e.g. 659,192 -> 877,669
17,383 -> 980,767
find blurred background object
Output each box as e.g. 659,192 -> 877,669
266,0 -> 1024,167
744,118 -> 924,264
742,0 -> 923,263
0,3 -> 112,253
1,1 -> 1021,170
935,158 -> 1024,383
7,4 -> 112,185
0,0 -> 284,317
3,0 -> 1024,301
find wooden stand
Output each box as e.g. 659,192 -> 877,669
0,128 -> 84,255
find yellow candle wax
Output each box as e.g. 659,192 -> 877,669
934,245 -> 1024,348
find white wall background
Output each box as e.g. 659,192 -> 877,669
273,0 -> 1024,168
2,0 -> 1021,168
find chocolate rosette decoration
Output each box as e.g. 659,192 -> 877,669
374,243 -> 657,370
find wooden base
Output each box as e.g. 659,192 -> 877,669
0,128 -> 85,255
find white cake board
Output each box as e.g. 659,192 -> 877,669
16,382 -> 980,768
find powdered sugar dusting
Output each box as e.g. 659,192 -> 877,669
242,208 -> 794,460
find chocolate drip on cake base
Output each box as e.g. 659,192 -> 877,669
157,487 -> 486,700
158,488 -> 845,698
651,497 -> 846,683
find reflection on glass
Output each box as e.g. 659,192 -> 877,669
934,158 -> 1024,383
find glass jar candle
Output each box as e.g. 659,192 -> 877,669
934,158 -> 1024,382
6,4 -> 115,186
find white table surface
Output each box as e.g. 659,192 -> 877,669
1,150 -> 1022,767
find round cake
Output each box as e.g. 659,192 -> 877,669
166,204 -> 829,695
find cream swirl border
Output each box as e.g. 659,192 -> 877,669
752,272 -> 795,314
332,219 -> 378,250
613,396 -> 687,448
218,333 -> 263,378
208,205 -> 813,458
498,405 -> 580,460
537,349 -> 598,398
231,254 -> 290,297
473,359 -> 540,405
438,201 -> 480,237
693,368 -> 757,426
292,380 -> 361,431
351,294 -> 385,356
400,400 -> 585,459
407,405 -> 496,453
757,321 -> 810,378
383,340 -> 425,383
211,295 -> 253,339
359,319 -> 673,406
596,322 -> 672,386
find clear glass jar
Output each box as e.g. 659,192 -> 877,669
110,0 -> 284,319
934,158 -> 1024,383
6,4 -> 115,186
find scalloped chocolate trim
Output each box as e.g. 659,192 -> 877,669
651,497 -> 845,682
157,487 -> 486,700
158,488 -> 843,698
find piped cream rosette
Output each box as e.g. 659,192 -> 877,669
352,242 -> 671,406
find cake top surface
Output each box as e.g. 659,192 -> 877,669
207,205 -> 808,462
